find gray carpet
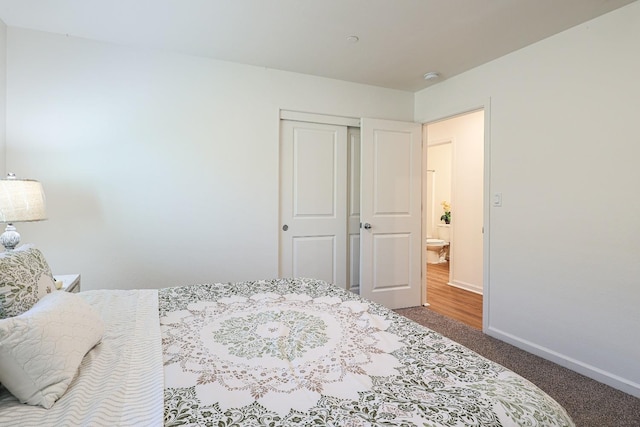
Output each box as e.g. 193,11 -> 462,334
395,306 -> 640,427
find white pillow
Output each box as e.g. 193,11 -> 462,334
0,291 -> 105,408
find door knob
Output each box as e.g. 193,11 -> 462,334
363,223 -> 372,230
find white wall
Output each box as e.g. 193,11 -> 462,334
6,27 -> 413,290
415,2 -> 640,397
425,143 -> 451,239
427,111 -> 484,293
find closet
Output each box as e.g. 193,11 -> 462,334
279,112 -> 422,309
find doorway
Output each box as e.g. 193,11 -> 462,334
423,109 -> 484,329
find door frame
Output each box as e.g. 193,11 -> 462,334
419,99 -> 492,332
278,110 -> 360,291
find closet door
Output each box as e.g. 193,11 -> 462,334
347,127 -> 361,294
279,120 -> 348,287
360,118 -> 422,309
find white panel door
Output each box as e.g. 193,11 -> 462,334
360,118 -> 422,308
279,120 -> 348,287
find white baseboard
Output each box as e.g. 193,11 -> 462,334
486,326 -> 640,398
448,280 -> 483,295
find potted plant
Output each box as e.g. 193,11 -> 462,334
440,201 -> 451,224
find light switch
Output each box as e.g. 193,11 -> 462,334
492,192 -> 502,207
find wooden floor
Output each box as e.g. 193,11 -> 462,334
426,261 -> 483,330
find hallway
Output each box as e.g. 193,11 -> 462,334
426,261 -> 483,330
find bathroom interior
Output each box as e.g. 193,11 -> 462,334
424,109 -> 484,329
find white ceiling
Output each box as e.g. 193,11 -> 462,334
0,0 -> 635,92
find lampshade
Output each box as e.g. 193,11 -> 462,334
0,175 -> 47,223
0,173 -> 47,251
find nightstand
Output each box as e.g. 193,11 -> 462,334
54,274 -> 81,293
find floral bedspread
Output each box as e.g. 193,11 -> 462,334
159,278 -> 574,426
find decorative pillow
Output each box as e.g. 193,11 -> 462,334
0,291 -> 104,408
0,245 -> 55,319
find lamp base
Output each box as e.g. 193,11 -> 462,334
1,224 -> 20,251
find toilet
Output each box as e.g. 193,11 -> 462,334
437,224 -> 450,243
426,238 -> 446,264
436,224 -> 451,261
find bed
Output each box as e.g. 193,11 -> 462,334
0,248 -> 574,426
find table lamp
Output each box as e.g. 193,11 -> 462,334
0,173 -> 47,251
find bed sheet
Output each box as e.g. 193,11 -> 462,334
160,278 -> 574,426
